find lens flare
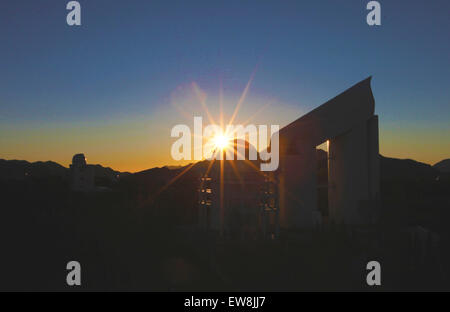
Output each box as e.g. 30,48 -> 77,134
213,134 -> 230,150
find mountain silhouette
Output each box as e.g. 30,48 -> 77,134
0,159 -> 67,180
380,156 -> 440,180
433,159 -> 450,173
2,154 -> 448,183
0,158 -> 130,182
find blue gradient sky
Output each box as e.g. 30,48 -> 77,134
1,0 -> 449,171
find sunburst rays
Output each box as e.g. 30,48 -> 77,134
153,68 -> 267,213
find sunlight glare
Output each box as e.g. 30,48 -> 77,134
213,134 -> 230,150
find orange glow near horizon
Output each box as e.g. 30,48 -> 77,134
1,72 -> 448,173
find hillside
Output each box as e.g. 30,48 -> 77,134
0,158 -> 130,182
434,159 -> 450,173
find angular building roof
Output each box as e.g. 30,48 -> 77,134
279,77 -> 375,152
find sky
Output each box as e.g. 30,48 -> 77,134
0,0 -> 449,172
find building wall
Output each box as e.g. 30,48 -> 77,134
70,164 -> 95,192
276,78 -> 379,229
198,160 -> 267,238
278,148 -> 318,229
328,115 -> 379,225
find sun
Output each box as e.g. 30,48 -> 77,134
212,134 -> 230,150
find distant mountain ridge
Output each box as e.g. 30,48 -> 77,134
1,155 -> 448,182
380,156 -> 441,180
0,158 -> 130,181
0,159 -> 67,180
433,159 -> 450,173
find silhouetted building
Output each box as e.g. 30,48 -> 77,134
198,140 -> 276,239
277,77 -> 380,228
70,153 -> 94,192
199,77 -> 380,237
